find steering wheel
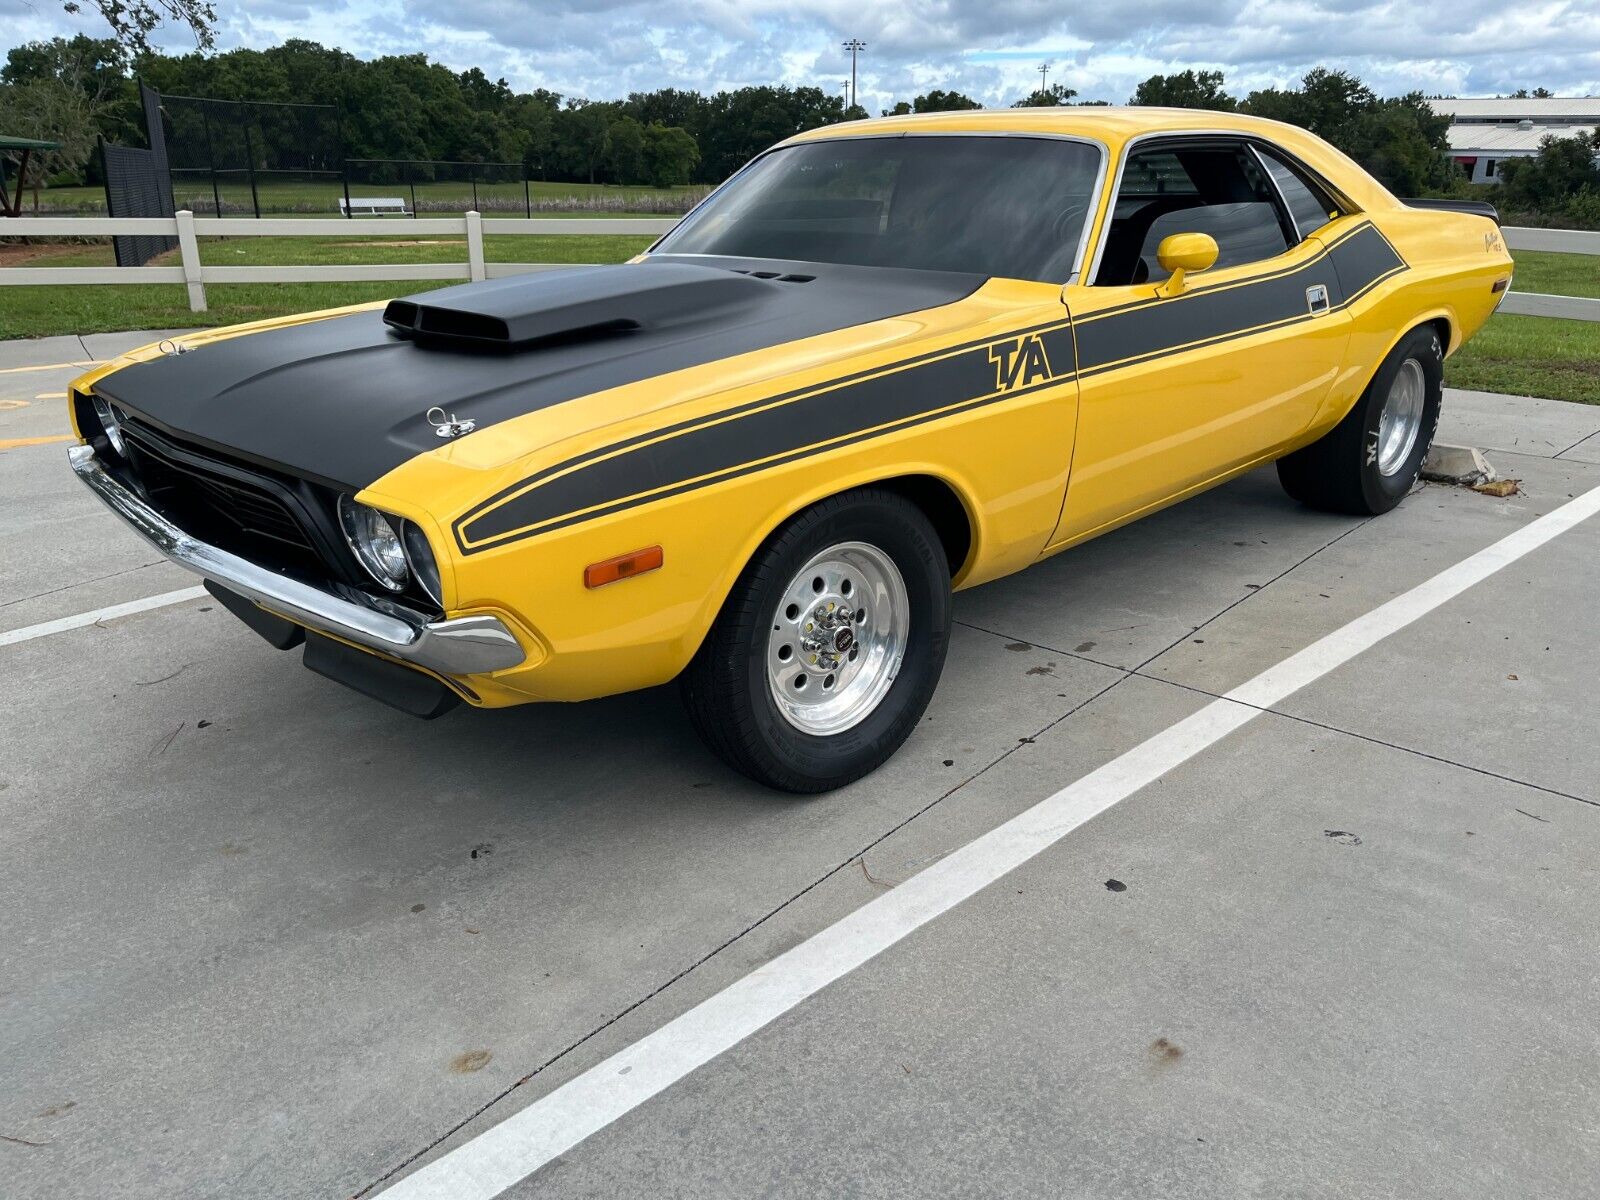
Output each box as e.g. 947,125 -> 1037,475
1046,201 -> 1092,276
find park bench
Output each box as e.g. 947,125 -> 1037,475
338,196 -> 410,217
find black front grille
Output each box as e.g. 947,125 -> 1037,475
118,420 -> 333,575
105,414 -> 442,616
186,471 -> 307,548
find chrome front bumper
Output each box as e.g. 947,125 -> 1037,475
68,444 -> 525,676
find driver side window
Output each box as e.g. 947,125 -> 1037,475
1094,141 -> 1294,286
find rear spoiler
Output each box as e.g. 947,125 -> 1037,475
1402,197 -> 1500,225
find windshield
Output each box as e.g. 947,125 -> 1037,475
652,135 -> 1104,283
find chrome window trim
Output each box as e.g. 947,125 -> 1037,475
1081,128 -> 1355,286
1251,141 -> 1348,241
650,130 -> 1111,286
1249,142 -> 1305,242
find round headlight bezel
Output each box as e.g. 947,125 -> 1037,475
338,494 -> 409,593
92,395 -> 126,456
400,521 -> 443,607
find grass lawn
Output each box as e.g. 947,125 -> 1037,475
29,178 -> 701,216
1509,250 -> 1600,299
4,238 -> 1597,406
0,233 -> 655,338
1445,313 -> 1600,404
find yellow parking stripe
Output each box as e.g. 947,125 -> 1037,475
0,361 -> 92,376
35,392 -> 68,400
0,434 -> 76,451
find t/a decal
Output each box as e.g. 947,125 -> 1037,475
988,332 -> 1058,393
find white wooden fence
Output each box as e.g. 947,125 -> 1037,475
1,212 -> 1596,320
0,211 -> 677,312
1496,226 -> 1600,321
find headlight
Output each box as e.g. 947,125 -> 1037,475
92,396 -> 126,456
400,522 -> 443,607
338,494 -> 409,591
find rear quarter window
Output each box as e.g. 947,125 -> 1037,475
1258,151 -> 1340,239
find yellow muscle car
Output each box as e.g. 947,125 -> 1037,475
67,107 -> 1513,791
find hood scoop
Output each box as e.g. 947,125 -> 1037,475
383,261 -> 776,351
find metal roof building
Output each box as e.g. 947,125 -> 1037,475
1430,97 -> 1599,184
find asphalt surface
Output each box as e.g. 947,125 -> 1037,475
3,331 -> 1599,1198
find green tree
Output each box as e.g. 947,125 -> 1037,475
0,76 -> 100,206
1359,92 -> 1455,194
885,88 -> 982,115
1499,131 -> 1600,212
3,35 -> 137,177
3,35 -> 129,102
642,123 -> 698,186
696,86 -> 844,181
623,89 -> 712,136
1130,70 -> 1236,110
1012,83 -> 1077,108
604,113 -> 646,182
512,89 -> 562,178
557,100 -> 611,183
916,89 -> 982,112
62,0 -> 216,54
1241,69 -> 1453,194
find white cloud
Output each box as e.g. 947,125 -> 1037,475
2,0 -> 1596,106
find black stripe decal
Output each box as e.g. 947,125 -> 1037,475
455,222 -> 1405,553
1073,223 -> 1402,378
457,322 -> 1078,550
455,316 -> 1075,531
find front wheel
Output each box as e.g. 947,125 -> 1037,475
1277,324 -> 1444,515
680,488 -> 952,793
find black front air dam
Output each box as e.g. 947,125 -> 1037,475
204,580 -> 306,650
205,581 -> 457,717
302,633 -> 461,719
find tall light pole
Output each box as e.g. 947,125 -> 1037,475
842,38 -> 866,111
1037,61 -> 1051,98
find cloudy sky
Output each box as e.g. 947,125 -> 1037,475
7,0 -> 1599,107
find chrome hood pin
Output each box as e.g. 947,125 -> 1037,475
426,406 -> 476,439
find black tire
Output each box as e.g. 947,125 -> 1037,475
680,488 -> 952,793
1277,324 -> 1444,515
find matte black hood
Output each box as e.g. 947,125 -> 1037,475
93,257 -> 983,491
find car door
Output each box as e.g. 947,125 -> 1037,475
1049,137 -> 1353,547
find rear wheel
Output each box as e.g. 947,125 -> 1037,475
1277,325 -> 1443,515
680,489 -> 951,793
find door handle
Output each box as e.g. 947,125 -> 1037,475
1306,284 -> 1331,315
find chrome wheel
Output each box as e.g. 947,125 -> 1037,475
1376,358 -> 1426,477
766,541 -> 910,735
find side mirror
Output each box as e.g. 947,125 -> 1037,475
1154,232 -> 1219,298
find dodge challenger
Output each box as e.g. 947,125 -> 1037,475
67,108 -> 1513,791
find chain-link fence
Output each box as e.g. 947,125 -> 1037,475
345,159 -> 532,215
94,85 -> 705,223
159,92 -> 345,217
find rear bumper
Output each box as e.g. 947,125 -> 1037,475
68,444 -> 525,677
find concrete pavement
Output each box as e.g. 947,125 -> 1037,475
2,349 -> 1597,1198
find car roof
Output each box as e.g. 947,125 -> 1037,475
788,106 -> 1289,144
783,107 -> 1397,212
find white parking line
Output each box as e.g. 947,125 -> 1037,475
0,587 -> 207,648
378,480 -> 1600,1200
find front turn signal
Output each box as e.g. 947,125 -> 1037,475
584,545 -> 664,589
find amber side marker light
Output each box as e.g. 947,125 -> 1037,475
584,545 -> 664,588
